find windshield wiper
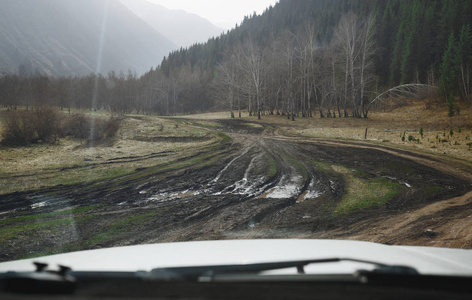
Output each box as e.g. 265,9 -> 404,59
147,257 -> 417,281
2,258 -> 472,296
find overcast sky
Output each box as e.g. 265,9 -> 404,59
148,0 -> 279,30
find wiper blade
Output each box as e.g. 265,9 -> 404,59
148,257 -> 417,281
147,258 -> 472,294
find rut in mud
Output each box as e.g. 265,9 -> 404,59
0,118 -> 471,261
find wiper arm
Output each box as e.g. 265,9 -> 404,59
148,257 -> 417,281
0,262 -> 76,294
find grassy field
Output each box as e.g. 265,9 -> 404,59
1,101 -> 471,259
0,111 -> 220,195
271,100 -> 472,165
1,100 -> 470,195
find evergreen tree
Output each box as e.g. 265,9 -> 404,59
457,24 -> 472,102
439,31 -> 459,115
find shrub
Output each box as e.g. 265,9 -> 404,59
63,114 -> 90,139
447,96 -> 455,117
408,135 -> 414,142
419,127 -> 423,138
1,109 -> 121,147
33,106 -> 62,143
101,117 -> 121,140
64,114 -> 121,142
1,107 -> 62,146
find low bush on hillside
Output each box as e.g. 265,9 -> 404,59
1,107 -> 121,147
63,114 -> 121,141
1,106 -> 61,146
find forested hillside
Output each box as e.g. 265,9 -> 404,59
162,0 -> 471,86
1,0 -> 471,117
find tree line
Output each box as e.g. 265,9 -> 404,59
0,0 -> 471,117
212,13 -> 379,119
0,69 -> 209,115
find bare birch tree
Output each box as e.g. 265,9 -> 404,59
296,21 -> 319,117
214,49 -> 241,118
333,12 -> 377,118
235,38 -> 265,119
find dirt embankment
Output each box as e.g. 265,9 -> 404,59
0,108 -> 471,261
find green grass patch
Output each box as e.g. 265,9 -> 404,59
0,205 -> 101,247
14,208 -> 168,260
217,133 -> 231,143
0,166 -> 134,196
268,156 -> 277,177
79,210 -> 169,247
283,154 -> 308,181
307,161 -> 401,217
309,159 -> 336,174
0,218 -> 76,245
0,205 -> 100,226
333,176 -> 401,216
192,122 -> 218,129
351,168 -> 368,178
52,167 -> 132,186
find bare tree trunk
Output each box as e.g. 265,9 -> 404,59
459,64 -> 471,103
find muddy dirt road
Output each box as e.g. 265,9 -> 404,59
1,118 -> 471,261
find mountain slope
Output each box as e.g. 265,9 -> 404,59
160,0 -> 472,87
0,0 -> 176,76
120,0 -> 223,48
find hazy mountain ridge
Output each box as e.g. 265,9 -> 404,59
0,0 -> 176,76
120,0 -> 223,48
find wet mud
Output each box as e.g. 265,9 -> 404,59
0,118 -> 471,261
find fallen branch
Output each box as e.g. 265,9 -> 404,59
364,84 -> 437,117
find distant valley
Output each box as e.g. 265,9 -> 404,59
120,0 -> 223,48
0,0 -> 221,76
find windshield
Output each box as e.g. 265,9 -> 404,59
0,0 -> 471,266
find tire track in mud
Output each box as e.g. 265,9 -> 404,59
1,118 -> 471,261
130,120 -> 470,245
144,134 -> 333,205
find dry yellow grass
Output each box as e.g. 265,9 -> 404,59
0,113 -> 218,194
253,100 -> 472,165
172,111 -> 237,120
1,101 -> 470,194
175,101 -> 471,165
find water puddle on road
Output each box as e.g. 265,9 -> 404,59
263,175 -> 303,199
31,201 -> 48,209
145,189 -> 193,203
297,178 -> 323,203
383,176 -> 412,188
211,148 -> 250,183
141,148 -> 326,203
220,175 -> 267,197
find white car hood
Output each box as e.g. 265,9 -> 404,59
1,239 -> 471,276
